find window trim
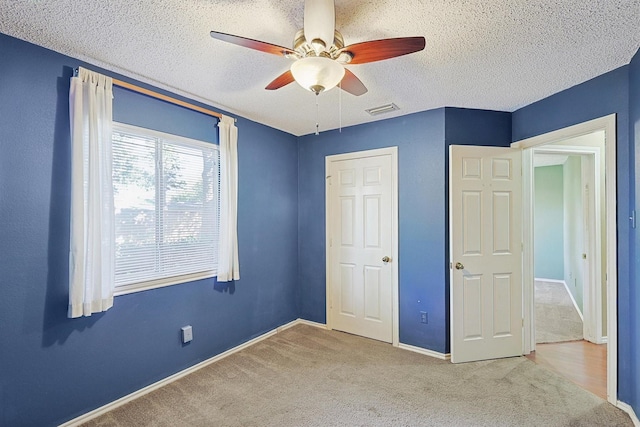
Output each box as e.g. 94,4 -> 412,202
113,271 -> 216,296
112,121 -> 219,296
114,122 -> 217,153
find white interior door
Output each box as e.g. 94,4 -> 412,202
450,145 -> 523,363
326,148 -> 397,343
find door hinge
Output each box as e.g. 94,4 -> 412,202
329,238 -> 333,247
449,262 -> 452,269
522,318 -> 524,327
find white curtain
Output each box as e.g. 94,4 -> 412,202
217,115 -> 240,282
68,67 -> 115,318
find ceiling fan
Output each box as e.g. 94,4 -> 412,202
210,0 -> 426,96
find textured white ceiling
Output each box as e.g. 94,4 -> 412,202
1,1 -> 639,136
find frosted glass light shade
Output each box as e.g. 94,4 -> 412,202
291,57 -> 345,94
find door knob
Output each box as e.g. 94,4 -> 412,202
382,256 -> 391,263
455,262 -> 464,270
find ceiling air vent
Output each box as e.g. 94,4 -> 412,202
365,103 -> 399,116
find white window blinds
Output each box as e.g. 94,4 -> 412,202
112,123 -> 219,292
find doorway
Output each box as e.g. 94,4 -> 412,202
514,114 -> 617,404
529,149 -> 607,399
533,148 -> 604,346
533,155 -> 583,344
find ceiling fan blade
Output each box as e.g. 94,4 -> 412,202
265,70 -> 295,90
210,31 -> 295,57
339,69 -> 367,96
340,37 -> 426,65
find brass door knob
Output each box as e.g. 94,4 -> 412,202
455,262 -> 464,270
382,256 -> 391,263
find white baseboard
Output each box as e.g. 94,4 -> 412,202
561,280 -> 584,321
59,318 -> 324,427
534,277 -> 565,284
536,278 -> 584,321
279,318 -> 328,332
617,401 -> 640,426
398,342 -> 450,360
598,336 -> 608,344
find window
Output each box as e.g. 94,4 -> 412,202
112,122 -> 219,294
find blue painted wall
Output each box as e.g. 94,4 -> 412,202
0,33 -> 298,426
297,108 -> 511,354
512,65 -> 634,405
629,47 -> 640,416
445,107 -> 512,147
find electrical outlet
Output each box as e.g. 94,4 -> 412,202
181,325 -> 193,343
420,311 -> 428,324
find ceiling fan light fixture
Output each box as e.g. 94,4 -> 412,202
210,1 -> 426,98
291,56 -> 345,94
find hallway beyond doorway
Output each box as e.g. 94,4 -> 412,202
535,279 -> 583,343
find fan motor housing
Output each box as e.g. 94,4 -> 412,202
293,29 -> 345,59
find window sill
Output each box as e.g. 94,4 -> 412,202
113,271 -> 217,296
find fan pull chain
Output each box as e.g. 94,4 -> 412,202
315,93 -> 320,136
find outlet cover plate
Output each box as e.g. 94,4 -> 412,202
181,325 -> 193,343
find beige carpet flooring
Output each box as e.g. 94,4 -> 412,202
535,280 -> 584,344
82,325 -> 631,427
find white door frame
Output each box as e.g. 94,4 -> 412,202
532,146 -> 603,344
512,114 -> 617,405
325,147 -> 400,346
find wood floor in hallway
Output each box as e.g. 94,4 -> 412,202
525,340 -> 607,400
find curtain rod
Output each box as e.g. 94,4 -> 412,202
74,68 -> 229,121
